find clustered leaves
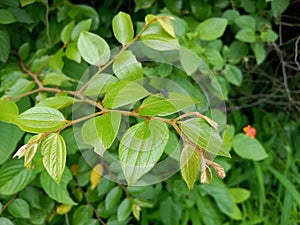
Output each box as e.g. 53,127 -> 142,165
0,10 -> 229,191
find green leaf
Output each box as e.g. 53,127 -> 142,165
180,144 -> 201,190
78,31 -> 110,66
6,78 -> 35,98
250,41 -> 266,64
0,9 -> 16,24
8,199 -> 30,219
235,28 -> 256,43
234,15 -> 256,30
224,64 -> 243,86
20,0 -> 36,7
190,0 -> 211,20
0,218 -> 14,225
72,205 -> 93,225
228,188 -> 251,203
42,72 -> 73,86
65,42 -> 81,63
40,169 -> 76,205
105,186 -> 123,210
8,7 -> 34,24
112,50 -> 143,81
200,179 -> 235,215
222,9 -> 240,25
0,100 -> 18,123
138,92 -> 196,116
117,198 -> 132,222
271,0 -> 290,18
112,11 -> 134,45
82,73 -> 118,96
205,48 -> 224,67
197,18 -> 227,41
15,106 -> 66,133
159,197 -> 181,225
61,21 -> 75,44
179,48 -> 203,75
0,159 -> 36,195
48,49 -> 64,73
103,81 -> 150,109
0,30 -> 10,62
157,17 -> 176,38
232,133 -> 268,160
134,0 -> 155,12
41,133 -> 66,183
18,42 -> 30,61
82,112 -> 121,156
179,118 -> 230,157
269,167 -> 300,207
119,120 -> 169,185
228,40 -> 249,64
71,19 -> 92,41
69,4 -> 99,30
141,23 -> 180,51
260,29 -> 278,42
36,96 -> 75,109
0,122 -> 24,165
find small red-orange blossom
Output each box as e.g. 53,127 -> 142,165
243,124 -> 256,139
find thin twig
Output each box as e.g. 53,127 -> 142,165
294,36 -> 300,69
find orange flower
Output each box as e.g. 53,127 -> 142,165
243,125 -> 256,139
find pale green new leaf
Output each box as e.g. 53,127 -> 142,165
0,159 -> 36,195
179,48 -> 202,75
141,23 -> 179,51
61,21 -> 75,44
112,11 -> 134,45
232,133 -> 268,160
197,18 -> 228,41
14,106 -> 66,133
180,144 -> 201,190
157,17 -> 176,38
40,169 -> 76,205
82,73 -> 118,96
82,112 -> 121,156
119,120 -> 169,185
228,188 -> 251,203
41,133 -> 66,183
103,81 -> 150,108
138,92 -> 196,116
78,31 -> 110,66
179,118 -> 230,157
0,99 -> 18,123
71,19 -> 92,40
36,96 -> 76,109
112,50 -> 143,81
